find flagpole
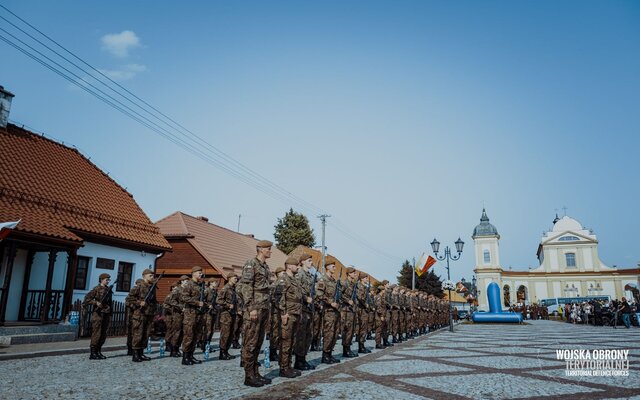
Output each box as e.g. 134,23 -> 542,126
412,257 -> 416,290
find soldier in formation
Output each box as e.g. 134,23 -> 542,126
163,275 -> 188,357
217,273 -> 238,360
83,273 -> 113,360
125,269 -> 158,362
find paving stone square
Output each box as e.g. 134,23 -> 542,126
357,359 -> 472,375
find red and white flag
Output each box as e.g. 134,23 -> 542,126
415,253 -> 436,277
0,220 -> 20,241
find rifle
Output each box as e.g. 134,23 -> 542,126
198,281 -> 208,314
351,279 -> 359,311
365,282 -> 371,310
231,288 -> 238,316
143,271 -> 164,303
94,278 -> 118,313
334,268 -> 343,308
310,269 -> 318,314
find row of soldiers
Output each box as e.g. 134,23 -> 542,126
81,240 -> 451,388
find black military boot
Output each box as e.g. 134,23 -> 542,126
358,344 -> 371,354
279,368 -> 297,378
175,346 -> 182,357
310,341 -> 319,352
219,350 -> 234,360
342,346 -> 350,357
392,336 -> 398,343
375,343 -> 384,349
244,376 -> 264,387
304,356 -> 316,370
190,352 -> 202,364
329,353 -> 341,364
89,347 -> 100,360
169,345 -> 177,357
182,352 -> 193,365
256,367 -> 272,384
232,341 -> 241,349
132,349 -> 142,362
348,348 -> 359,357
97,346 -> 107,359
127,346 -> 133,356
294,355 -> 306,370
139,349 -> 151,361
269,347 -> 278,362
321,351 -> 332,364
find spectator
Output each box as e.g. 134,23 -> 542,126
618,297 -> 632,328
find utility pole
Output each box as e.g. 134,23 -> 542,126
412,256 -> 416,290
318,214 -> 330,274
237,214 -> 241,232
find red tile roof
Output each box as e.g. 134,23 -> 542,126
0,124 -> 171,251
155,212 -> 288,278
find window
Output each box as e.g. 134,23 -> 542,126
483,250 -> 491,264
116,262 -> 134,292
96,257 -> 115,270
74,256 -> 91,290
559,236 -> 580,241
565,253 -> 576,267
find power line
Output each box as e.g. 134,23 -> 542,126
0,4 -> 402,263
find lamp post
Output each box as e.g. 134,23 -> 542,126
472,275 -> 477,312
431,237 -> 464,332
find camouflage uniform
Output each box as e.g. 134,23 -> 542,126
238,257 -> 272,383
390,289 -> 400,342
201,286 -> 218,348
374,287 -> 387,347
125,280 -> 157,361
180,279 -> 205,364
340,279 -> 358,357
293,268 -> 315,369
217,282 -> 237,359
83,283 -> 112,358
163,286 -> 184,357
356,281 -> 370,353
278,272 -> 302,377
269,276 -> 284,360
317,272 -> 341,363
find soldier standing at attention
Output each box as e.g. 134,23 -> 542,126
269,266 -> 285,362
125,269 -> 157,362
293,253 -> 315,371
217,273 -> 238,360
180,266 -> 206,366
317,261 -> 341,364
201,278 -> 219,351
83,273 -> 113,360
374,280 -> 389,349
238,240 -> 274,388
367,284 -> 376,340
278,256 -> 303,378
356,273 -> 371,354
163,276 -> 188,357
309,263 -> 324,352
341,267 -> 359,358
126,278 -> 143,356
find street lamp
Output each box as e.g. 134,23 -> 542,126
472,275 -> 477,312
431,237 -> 464,332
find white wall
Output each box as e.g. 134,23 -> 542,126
73,241 -> 159,303
29,251 -> 69,291
3,249 -> 27,321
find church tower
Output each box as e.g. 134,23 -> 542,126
473,208 -> 501,269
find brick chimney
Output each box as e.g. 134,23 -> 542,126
0,86 -> 15,129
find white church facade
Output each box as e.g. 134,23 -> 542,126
473,209 -> 639,311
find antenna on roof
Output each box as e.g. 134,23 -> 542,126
237,214 -> 241,232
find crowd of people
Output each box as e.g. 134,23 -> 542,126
82,240 -> 451,387
557,298 -> 637,328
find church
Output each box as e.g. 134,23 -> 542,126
472,209 -> 639,311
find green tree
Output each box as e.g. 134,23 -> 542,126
274,208 -> 316,254
397,260 -> 444,298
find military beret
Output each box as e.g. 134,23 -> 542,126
98,273 -> 111,280
207,277 -> 218,283
191,266 -> 203,273
256,240 -> 273,248
227,273 -> 238,280
390,284 -> 397,289
377,286 -> 386,292
381,280 -> 389,286
285,256 -> 299,265
142,268 -> 154,276
359,272 -> 368,280
135,279 -> 144,285
275,266 -> 285,274
345,266 -> 356,274
299,253 -> 312,262
175,279 -> 183,285
179,275 -> 190,281
324,261 -> 336,268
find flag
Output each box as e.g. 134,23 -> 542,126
0,220 -> 20,241
415,253 -> 436,277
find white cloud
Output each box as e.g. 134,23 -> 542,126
101,30 -> 141,58
99,64 -> 147,81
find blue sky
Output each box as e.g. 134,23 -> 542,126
1,1 -> 639,283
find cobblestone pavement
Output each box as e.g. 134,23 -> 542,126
247,320 -> 640,400
1,321 -> 638,399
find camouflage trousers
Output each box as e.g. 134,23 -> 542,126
293,310 -> 312,357
390,309 -> 399,336
279,314 -> 299,370
202,312 -> 216,344
399,310 -> 406,335
232,312 -> 243,344
219,311 -> 235,352
165,311 -> 184,348
341,309 -> 356,347
374,312 -> 386,346
269,310 -> 280,351
311,305 -> 323,346
90,311 -> 111,348
181,309 -> 204,353
357,308 -> 369,345
131,311 -> 153,350
241,308 -> 269,379
322,308 -> 340,353
368,311 -> 375,335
